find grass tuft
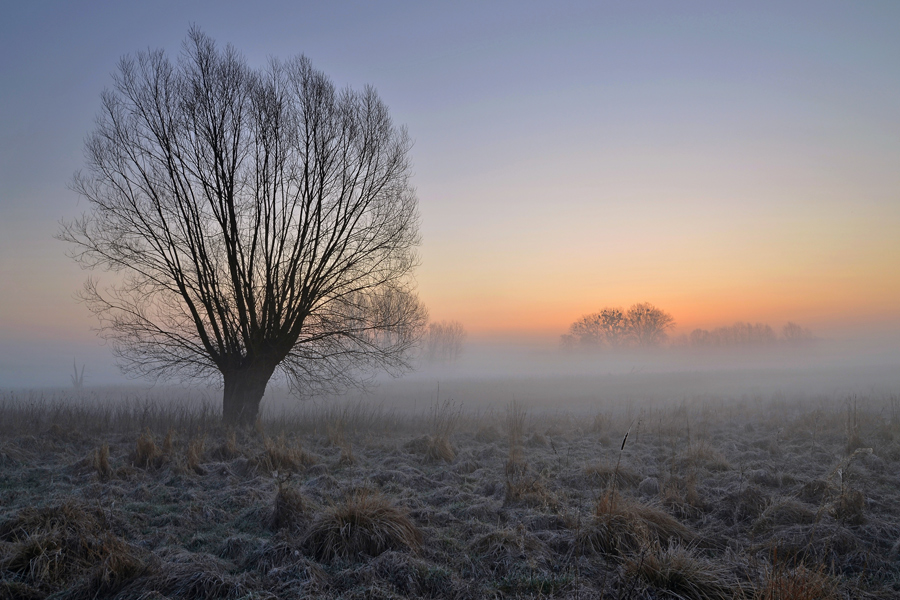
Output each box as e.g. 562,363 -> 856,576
131,428 -> 162,469
577,490 -> 694,558
626,542 -> 740,600
0,500 -> 151,597
304,489 -> 421,562
93,443 -> 111,481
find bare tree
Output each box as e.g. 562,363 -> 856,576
421,320 -> 467,364
625,302 -> 674,347
564,307 -> 629,349
598,307 -> 629,347
782,321 -> 814,344
566,313 -> 603,347
60,29 -> 426,425
689,322 -> 776,347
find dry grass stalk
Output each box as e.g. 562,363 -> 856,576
93,443 -> 111,481
162,428 -> 174,454
339,443 -> 355,466
506,401 -> 527,449
259,434 -> 315,473
505,401 -> 528,477
185,435 -> 206,473
132,428 -> 161,469
760,563 -> 840,600
269,476 -> 308,532
304,489 -> 421,562
210,428 -> 241,460
428,399 -> 461,462
845,397 -> 864,454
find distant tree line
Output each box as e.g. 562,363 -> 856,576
684,321 -> 814,347
563,303 -> 815,351
561,302 -> 675,350
421,320 -> 467,364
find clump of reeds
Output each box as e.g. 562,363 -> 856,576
427,399 -> 461,462
682,438 -> 732,471
209,428 -> 241,461
131,428 -> 162,469
625,542 -> 740,600
184,434 -> 206,474
505,401 -> 528,476
845,397 -> 864,454
339,442 -> 355,466
93,443 -> 111,481
760,562 -> 840,600
256,434 -> 316,473
0,500 -> 151,597
577,490 -> 694,559
117,550 -> 247,599
269,474 -> 309,532
304,489 -> 421,562
162,428 -> 174,455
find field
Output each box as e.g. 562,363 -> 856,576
2,386 -> 900,599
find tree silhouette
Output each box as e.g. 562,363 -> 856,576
624,302 -> 674,347
563,303 -> 673,349
60,29 -> 426,425
421,320 -> 467,364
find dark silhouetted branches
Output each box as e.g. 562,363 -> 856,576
562,302 -> 674,350
59,28 -> 426,425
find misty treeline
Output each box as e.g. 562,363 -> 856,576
562,302 -> 814,351
419,320 -> 467,365
561,303 -> 674,350
681,320 -> 814,348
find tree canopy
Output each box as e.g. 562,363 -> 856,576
61,29 -> 426,424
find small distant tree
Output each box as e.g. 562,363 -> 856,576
422,320 -> 467,364
782,322 -> 814,344
625,302 -> 675,347
563,302 -> 674,349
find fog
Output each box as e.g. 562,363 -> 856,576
3,332 -> 897,417
260,333 -> 900,416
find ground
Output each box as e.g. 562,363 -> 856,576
1,390 -> 899,599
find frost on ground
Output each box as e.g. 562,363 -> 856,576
1,392 -> 899,599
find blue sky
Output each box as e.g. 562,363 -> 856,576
2,1 -> 899,385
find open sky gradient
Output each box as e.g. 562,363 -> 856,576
1,1 -> 899,385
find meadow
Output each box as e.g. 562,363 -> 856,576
1,385 -> 899,599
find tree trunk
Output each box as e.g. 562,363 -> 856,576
222,362 -> 276,426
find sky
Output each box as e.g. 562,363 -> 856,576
1,1 -> 899,386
